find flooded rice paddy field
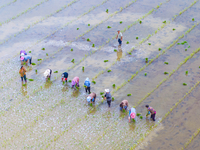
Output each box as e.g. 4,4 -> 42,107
1,0 -> 200,149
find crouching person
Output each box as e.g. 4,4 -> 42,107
120,100 -> 128,111
71,76 -> 79,88
61,72 -> 68,82
44,69 -> 52,81
87,92 -> 96,104
128,107 -> 137,123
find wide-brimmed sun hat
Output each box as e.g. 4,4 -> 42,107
44,69 -> 50,77
20,56 -> 24,61
105,89 -> 109,92
130,113 -> 136,119
21,53 -> 24,56
87,96 -> 91,102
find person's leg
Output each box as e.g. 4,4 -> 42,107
124,106 -> 127,110
88,87 -> 91,94
152,114 -> 156,121
85,87 -> 87,93
30,58 -> 32,65
107,101 -> 111,107
118,39 -> 120,45
24,75 -> 27,83
21,77 -> 23,83
120,107 -> 123,111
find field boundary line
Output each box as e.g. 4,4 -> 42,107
0,0 -> 17,10
130,80 -> 200,149
0,0 -> 49,26
92,0 -> 199,81
181,128 -> 200,149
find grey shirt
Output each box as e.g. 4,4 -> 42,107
105,92 -> 112,101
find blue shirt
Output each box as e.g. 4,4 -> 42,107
23,55 -> 32,61
84,80 -> 90,87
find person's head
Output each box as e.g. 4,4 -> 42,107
87,96 -> 91,103
20,56 -> 24,61
105,89 -> 110,93
120,103 -> 123,108
117,30 -> 120,34
85,77 -> 89,81
21,66 -> 24,69
21,53 -> 25,56
145,105 -> 149,108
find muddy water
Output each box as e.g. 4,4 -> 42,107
1,0 -> 200,149
186,133 -> 200,150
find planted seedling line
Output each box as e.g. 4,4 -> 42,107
0,0 -> 49,27
92,0 -> 198,81
130,80 -> 200,149
0,0 -> 17,10
0,0 -> 110,62
0,0 -> 80,46
181,128 -> 200,149
1,95 -> 79,148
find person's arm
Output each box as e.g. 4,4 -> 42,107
116,34 -> 118,39
121,36 -> 123,41
104,94 -> 106,100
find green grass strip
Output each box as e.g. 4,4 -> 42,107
94,0 -> 199,82
0,0 -> 49,26
130,80 -> 200,149
0,0 -> 17,10
181,128 -> 200,149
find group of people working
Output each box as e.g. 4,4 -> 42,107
18,30 -> 156,123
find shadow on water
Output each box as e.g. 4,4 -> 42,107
71,88 -> 80,97
21,84 -> 27,96
117,46 -> 123,61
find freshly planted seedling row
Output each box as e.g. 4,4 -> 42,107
0,0 -> 17,10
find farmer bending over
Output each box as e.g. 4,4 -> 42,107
61,72 -> 68,82
116,29 -> 123,46
44,69 -> 52,81
128,107 -> 137,123
19,66 -> 27,84
20,50 -> 27,58
120,100 -> 128,111
71,76 -> 79,88
21,55 -> 32,66
87,92 -> 96,104
84,77 -> 91,94
146,105 -> 156,121
104,89 -> 112,107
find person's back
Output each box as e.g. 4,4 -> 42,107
129,107 -> 137,122
63,72 -> 68,78
24,55 -> 31,61
84,79 -> 90,87
105,92 -> 112,101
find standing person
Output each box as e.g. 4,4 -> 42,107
120,100 -> 128,111
84,77 -> 91,94
116,29 -> 123,46
19,66 -> 27,84
71,76 -> 79,88
128,107 -> 137,123
87,92 -> 96,104
104,89 -> 112,107
20,50 -> 27,58
61,72 -> 68,82
44,69 -> 52,81
21,55 -> 32,66
146,105 -> 156,121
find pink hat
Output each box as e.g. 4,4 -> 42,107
20,56 -> 24,61
130,113 -> 135,119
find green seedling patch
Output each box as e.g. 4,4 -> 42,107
112,84 -> 115,88
35,69 -> 37,73
185,71 -> 188,75
145,58 -> 148,62
82,67 -> 84,71
77,28 -> 79,30
71,49 -> 73,51
158,48 -> 162,51
54,71 -> 58,73
112,97 -> 114,101
173,28 -> 176,31
114,49 -> 117,52
144,73 -> 147,76
164,62 -> 168,65
192,18 -> 194,21
188,46 -> 190,48
100,92 -> 104,95
46,53 -> 48,56
106,9 -> 108,13
92,44 -> 95,47
29,51 -> 31,53
37,59 -> 42,61
87,38 -> 90,41
120,21 -> 122,24
148,43 -> 151,45
71,59 -> 74,63
185,49 -> 187,51
32,63 -> 36,65
136,113 -> 141,116
29,79 -> 34,81
104,60 -> 108,62
68,80 -> 72,82
88,24 -> 90,26
107,26 -> 111,28
127,94 -> 132,96
128,52 -> 132,55
163,20 -> 166,23
136,37 -> 138,39
139,20 -> 142,24
41,48 -> 45,50
183,83 -> 187,86
140,116 -> 143,119
164,72 -> 168,74
92,81 -> 96,84
126,41 -> 129,44
107,70 -> 111,72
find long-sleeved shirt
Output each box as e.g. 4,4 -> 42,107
19,68 -> 26,77
89,93 -> 96,100
148,107 -> 156,115
121,100 -> 128,107
71,77 -> 79,87
23,55 -> 32,61
104,92 -> 112,101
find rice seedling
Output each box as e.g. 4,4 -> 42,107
92,44 -> 95,47
100,92 -> 104,95
120,21 -> 123,24
54,71 -> 58,73
114,49 -> 117,52
126,41 -> 129,44
158,48 -> 162,51
199,66 -> 200,68
41,48 -> 45,50
77,28 -> 79,30
164,62 -> 168,65
102,95 -> 104,98
35,69 -> 37,73
127,94 -> 132,96
140,116 -> 143,119
71,59 -> 74,63
185,49 -> 187,51
136,113 -> 141,116
188,46 -> 190,48
112,97 -> 114,101
164,72 -> 168,74
92,81 -> 96,84
46,53 -> 48,56
145,58 -> 148,62
88,24 -> 90,26
32,63 -> 36,65
107,26 -> 111,28
112,84 -> 115,88
82,67 -> 84,71
139,20 -> 142,24
107,70 -> 111,72
173,28 -> 176,31
163,20 -> 166,23
104,60 -> 109,62
185,70 -> 188,75
28,79 -> 34,81
136,37 -> 138,39
106,9 -> 108,13
148,43 -> 151,45
29,51 -> 31,53
129,52 -> 132,55
71,49 -> 73,51
177,43 -> 181,45
192,18 -> 194,21
144,73 -> 147,76
68,80 -> 72,82
37,59 -> 42,61
87,38 -> 90,41
183,83 -> 187,86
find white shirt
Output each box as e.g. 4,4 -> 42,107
117,32 -> 123,39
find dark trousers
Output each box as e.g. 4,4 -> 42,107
107,101 -> 111,107
151,113 -> 156,121
21,75 -> 27,82
85,87 -> 90,94
118,39 -> 122,45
